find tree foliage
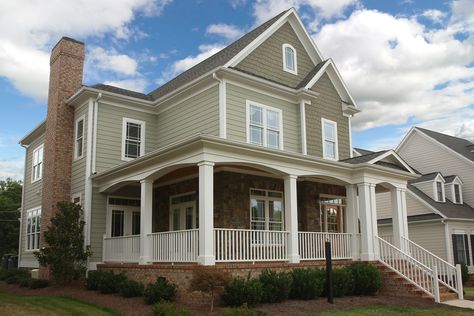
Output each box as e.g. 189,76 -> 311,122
0,178 -> 22,257
34,201 -> 92,284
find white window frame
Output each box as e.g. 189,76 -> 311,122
282,43 -> 297,75
168,192 -> 197,231
453,183 -> 463,204
121,117 -> 146,161
321,118 -> 339,160
72,192 -> 82,206
106,196 -> 141,237
246,100 -> 284,150
31,144 -> 44,183
435,180 -> 445,202
249,188 -> 284,232
26,207 -> 41,251
74,114 -> 85,160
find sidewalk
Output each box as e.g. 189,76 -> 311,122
443,299 -> 474,309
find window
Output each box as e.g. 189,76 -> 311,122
454,184 -> 462,204
108,197 -> 141,237
26,207 -> 41,250
320,196 -> 346,233
322,119 -> 338,160
132,211 -> 141,235
250,189 -> 284,232
74,115 -> 84,160
452,234 -> 470,265
72,193 -> 82,206
282,44 -> 297,75
111,210 -> 124,237
247,102 -> 282,149
436,181 -> 444,202
122,118 -> 145,160
169,192 -> 197,231
31,144 -> 44,183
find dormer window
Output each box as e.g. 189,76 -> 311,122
454,184 -> 462,204
436,181 -> 444,202
282,44 -> 297,75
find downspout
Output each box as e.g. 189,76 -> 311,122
92,93 -> 101,174
213,73 -> 226,139
442,220 -> 453,265
18,143 -> 29,267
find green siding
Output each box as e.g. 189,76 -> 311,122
156,85 -> 219,148
20,134 -> 45,265
71,103 -> 88,199
226,83 -> 301,153
236,22 -> 315,88
306,73 -> 351,160
95,103 -> 158,173
90,188 -> 108,262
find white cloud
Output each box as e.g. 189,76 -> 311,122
420,9 -> 446,24
0,158 -> 25,181
230,0 -> 247,9
417,109 -> 474,142
103,78 -> 148,93
206,23 -> 244,41
0,0 -> 172,101
88,47 -> 138,76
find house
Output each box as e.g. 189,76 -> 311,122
17,8 -> 460,302
373,127 -> 474,271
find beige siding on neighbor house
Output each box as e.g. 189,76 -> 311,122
95,102 -> 158,173
376,190 -> 435,219
236,22 -> 315,88
71,103 -> 88,200
90,188 -> 108,262
20,134 -> 45,267
412,181 -> 437,201
226,83 -> 301,153
398,132 -> 474,206
306,73 -> 351,160
156,85 -> 219,148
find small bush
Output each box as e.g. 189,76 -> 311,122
120,279 -> 144,298
350,264 -> 381,295
98,272 -> 127,294
258,269 -> 293,303
0,268 -> 29,281
461,262 -> 470,285
324,266 -> 354,297
5,275 -> 22,284
144,277 -> 177,305
290,268 -> 325,300
152,301 -> 194,316
18,277 -> 32,288
190,269 -> 230,312
86,270 -> 103,291
29,279 -> 49,289
222,306 -> 267,316
221,275 -> 263,307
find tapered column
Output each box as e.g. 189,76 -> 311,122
391,187 -> 409,249
284,175 -> 300,263
345,184 -> 359,260
358,182 -> 378,261
139,178 -> 153,264
197,161 -> 215,265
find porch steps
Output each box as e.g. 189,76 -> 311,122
375,263 -> 457,302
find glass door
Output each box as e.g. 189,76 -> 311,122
321,204 -> 345,233
170,202 -> 196,231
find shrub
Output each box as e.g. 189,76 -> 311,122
350,264 -> 381,295
190,269 -> 230,312
29,279 -> 49,289
152,301 -> 194,316
290,268 -> 325,300
222,306 -> 267,316
86,270 -> 104,291
258,269 -> 293,303
461,262 -> 470,285
120,279 -> 145,297
221,275 -> 263,307
324,266 -> 354,297
144,277 -> 177,305
98,272 -> 127,294
0,268 -> 29,281
19,277 -> 31,288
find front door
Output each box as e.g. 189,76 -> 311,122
170,202 -> 196,231
321,204 -> 345,233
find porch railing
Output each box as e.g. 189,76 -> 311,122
214,228 -> 288,262
103,235 -> 140,263
149,229 -> 199,263
299,232 -> 352,260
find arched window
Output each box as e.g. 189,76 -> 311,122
282,44 -> 297,75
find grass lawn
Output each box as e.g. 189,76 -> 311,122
313,306 -> 474,316
0,291 -> 120,316
465,286 -> 474,297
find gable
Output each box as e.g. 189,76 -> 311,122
234,22 -> 316,88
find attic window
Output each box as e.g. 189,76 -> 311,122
454,184 -> 462,204
436,181 -> 444,202
282,44 -> 297,75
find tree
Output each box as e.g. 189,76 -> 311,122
0,178 -> 22,257
34,202 -> 92,284
190,269 -> 230,312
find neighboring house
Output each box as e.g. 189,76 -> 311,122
18,8 -> 418,280
371,127 -> 474,271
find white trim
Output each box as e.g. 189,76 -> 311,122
74,114 -> 85,160
92,97 -> 99,174
367,150 -> 416,174
249,188 -> 284,231
25,206 -> 41,251
246,100 -> 284,150
321,118 -> 338,161
168,192 -> 197,231
299,100 -> 308,155
226,78 -> 297,103
31,143 -> 44,183
121,117 -> 146,161
106,197 -> 141,237
282,43 -> 297,75
219,79 -> 227,138
72,192 -> 83,205
434,180 -> 446,202
348,116 -> 353,158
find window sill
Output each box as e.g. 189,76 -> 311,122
31,178 -> 42,184
73,155 -> 84,162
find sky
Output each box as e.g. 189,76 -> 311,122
1,0 -> 474,181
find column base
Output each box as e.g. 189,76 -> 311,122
139,256 -> 152,265
197,255 -> 215,266
288,254 -> 300,264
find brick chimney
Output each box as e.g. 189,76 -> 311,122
40,37 -> 84,265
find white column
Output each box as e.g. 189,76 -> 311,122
345,184 -> 359,260
284,175 -> 300,263
357,182 -> 378,261
197,161 -> 215,265
139,178 -> 153,264
391,187 -> 409,249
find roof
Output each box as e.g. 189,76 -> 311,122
341,150 -> 388,164
409,184 -> 474,219
378,213 -> 443,225
444,175 -> 459,183
296,60 -> 328,89
19,120 -> 46,145
410,172 -> 440,184
353,147 -> 375,156
416,127 -> 474,163
88,84 -> 153,101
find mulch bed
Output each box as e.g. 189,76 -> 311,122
0,281 -> 444,316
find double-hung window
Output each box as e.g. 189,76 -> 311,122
454,184 -> 462,204
282,44 -> 297,75
247,102 -> 282,150
452,234 -> 470,265
322,118 -> 338,160
31,144 -> 44,182
26,207 -> 41,250
436,181 -> 444,202
122,118 -> 145,160
74,115 -> 84,160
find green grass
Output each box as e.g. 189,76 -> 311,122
0,291 -> 121,316
465,286 -> 474,297
311,306 -> 474,316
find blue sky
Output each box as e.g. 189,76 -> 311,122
1,0 -> 474,180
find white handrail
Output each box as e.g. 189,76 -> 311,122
149,229 -> 199,263
299,232 -> 352,260
103,234 -> 140,263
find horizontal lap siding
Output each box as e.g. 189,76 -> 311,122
156,85 -> 219,148
412,182 -> 436,201
226,83 -> 301,153
307,74 -> 351,160
90,188 -> 107,262
446,221 -> 474,266
376,190 -> 434,219
71,103 -> 87,199
95,103 -> 158,173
